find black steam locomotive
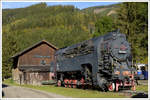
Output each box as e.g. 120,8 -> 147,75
52,30 -> 137,91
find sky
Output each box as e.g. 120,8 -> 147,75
2,2 -> 120,10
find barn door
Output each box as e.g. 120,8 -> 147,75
23,72 -> 27,84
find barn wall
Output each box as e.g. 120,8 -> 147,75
18,43 -> 55,66
12,42 -> 56,85
23,72 -> 54,85
12,68 -> 23,84
12,70 -> 54,85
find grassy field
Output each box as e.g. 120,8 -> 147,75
136,85 -> 148,93
3,79 -> 148,98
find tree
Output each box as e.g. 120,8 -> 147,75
93,16 -> 115,37
117,2 -> 148,63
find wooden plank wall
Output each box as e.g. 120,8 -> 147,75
18,43 -> 55,66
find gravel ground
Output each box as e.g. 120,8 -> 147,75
2,84 -> 67,98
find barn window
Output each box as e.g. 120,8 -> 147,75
41,60 -> 46,65
33,55 -> 50,58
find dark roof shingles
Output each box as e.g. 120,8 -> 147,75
12,40 -> 58,58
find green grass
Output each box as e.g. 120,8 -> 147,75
3,79 -> 147,98
136,85 -> 148,93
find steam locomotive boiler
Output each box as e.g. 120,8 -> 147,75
53,30 -> 137,91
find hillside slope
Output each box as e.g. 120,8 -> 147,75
82,4 -> 120,17
2,3 -> 119,49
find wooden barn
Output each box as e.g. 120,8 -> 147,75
11,40 -> 58,85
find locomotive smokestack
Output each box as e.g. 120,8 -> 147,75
111,29 -> 120,35
116,29 -> 120,34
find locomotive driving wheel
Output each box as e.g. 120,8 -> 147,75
57,80 -> 61,86
108,83 -> 115,91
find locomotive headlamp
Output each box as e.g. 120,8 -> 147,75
122,71 -> 131,76
115,71 -> 120,75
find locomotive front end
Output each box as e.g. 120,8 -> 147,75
97,30 -> 136,91
108,32 -> 136,91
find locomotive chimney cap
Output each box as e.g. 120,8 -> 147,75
116,29 -> 120,33
110,29 -> 120,37
111,29 -> 120,33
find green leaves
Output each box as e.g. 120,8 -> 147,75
117,2 -> 148,63
93,16 -> 115,37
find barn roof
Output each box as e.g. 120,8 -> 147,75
12,40 -> 58,58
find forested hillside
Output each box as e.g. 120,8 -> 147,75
82,4 -> 119,16
2,2 -> 148,79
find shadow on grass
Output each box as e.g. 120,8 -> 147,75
2,84 -> 9,88
2,84 -> 10,97
132,93 -> 148,98
2,91 -> 4,97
